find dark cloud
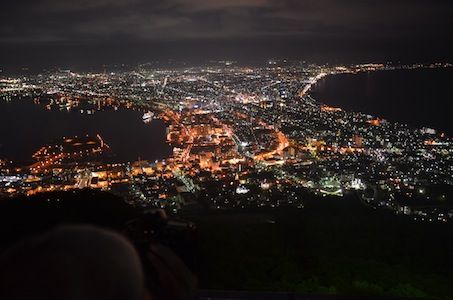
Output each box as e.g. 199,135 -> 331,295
1,0 -> 452,70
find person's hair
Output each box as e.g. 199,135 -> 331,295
0,225 -> 146,300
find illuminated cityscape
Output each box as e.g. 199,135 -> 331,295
2,0 -> 453,297
1,61 -> 452,221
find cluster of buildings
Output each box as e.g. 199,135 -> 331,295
1,61 -> 452,221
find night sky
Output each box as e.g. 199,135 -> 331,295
1,0 -> 453,71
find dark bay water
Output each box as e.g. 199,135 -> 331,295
311,68 -> 453,136
0,98 -> 172,163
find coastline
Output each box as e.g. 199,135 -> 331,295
0,97 -> 172,164
307,66 -> 453,136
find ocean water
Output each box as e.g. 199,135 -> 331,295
0,98 -> 172,163
310,68 -> 453,136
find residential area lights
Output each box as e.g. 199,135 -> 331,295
0,61 -> 452,221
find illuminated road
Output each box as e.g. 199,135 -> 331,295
254,130 -> 289,161
298,72 -> 329,98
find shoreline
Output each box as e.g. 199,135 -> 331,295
305,66 -> 453,136
0,97 -> 172,165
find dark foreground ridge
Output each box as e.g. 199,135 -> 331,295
1,190 -> 452,299
199,290 -> 432,300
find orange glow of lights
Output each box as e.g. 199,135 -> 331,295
368,119 -> 382,126
321,105 -> 342,112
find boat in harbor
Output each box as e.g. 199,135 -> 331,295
142,111 -> 154,123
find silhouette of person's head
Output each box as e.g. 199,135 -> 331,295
0,226 -> 147,300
